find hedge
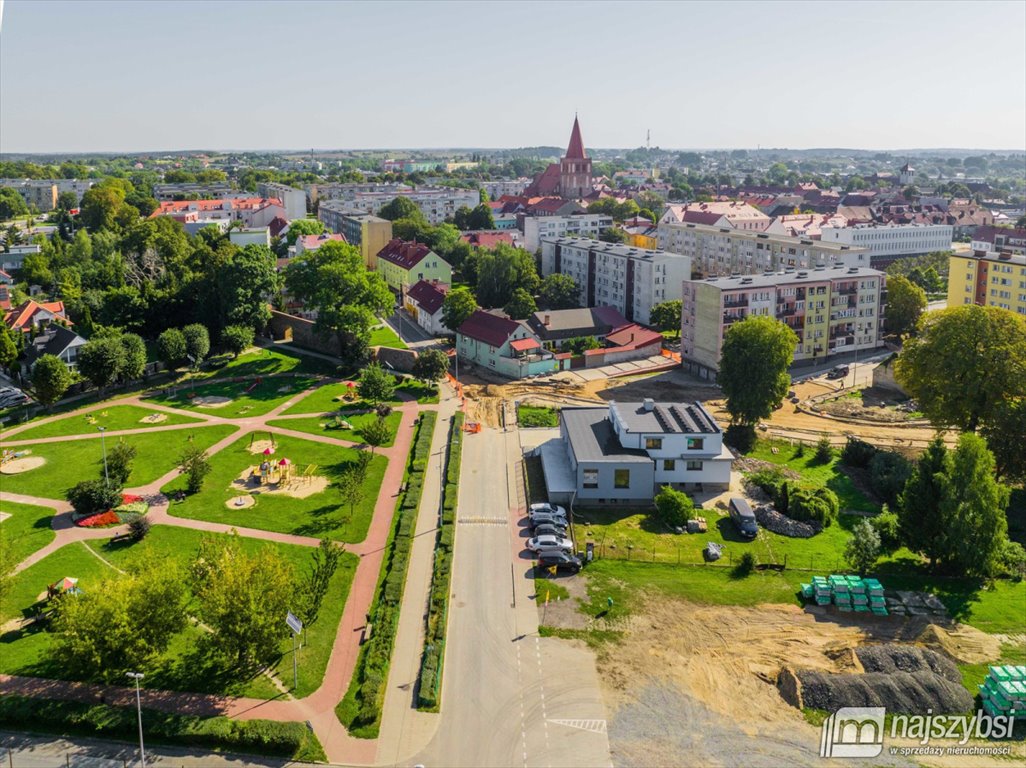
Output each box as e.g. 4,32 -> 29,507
336,411 -> 437,738
417,412 -> 464,709
0,695 -> 326,762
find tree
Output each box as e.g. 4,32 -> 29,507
358,362 -> 395,403
940,433 -> 1010,577
337,463 -> 367,524
120,333 -> 147,382
178,443 -> 211,494
51,566 -> 188,682
897,437 -> 948,568
895,306 -> 1026,432
66,479 -> 123,516
539,273 -> 579,310
284,241 -> 393,362
441,286 -> 478,332
106,441 -> 137,488
717,316 -> 798,431
868,450 -> 912,506
77,335 -> 125,392
56,190 -> 78,211
182,323 -> 210,367
654,485 -> 694,528
845,519 -> 881,574
0,325 -> 18,368
156,328 -> 187,372
412,349 -> 449,382
649,300 -> 682,337
283,218 -> 323,246
1016,214 -> 1026,229
598,227 -> 630,244
504,287 -> 537,319
467,203 -> 495,230
0,187 -> 29,219
564,336 -> 601,355
220,324 -> 255,358
209,244 -> 276,332
79,182 -> 127,231
982,397 -> 1026,483
902,185 -> 919,200
361,417 -> 391,453
474,243 -> 539,307
31,354 -> 73,409
191,535 -> 296,669
379,196 -> 424,223
298,539 -> 342,627
885,275 -> 927,337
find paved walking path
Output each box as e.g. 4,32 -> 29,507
0,373 -> 452,765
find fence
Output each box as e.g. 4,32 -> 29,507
585,538 -> 854,573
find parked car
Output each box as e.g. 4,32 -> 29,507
529,512 -> 568,530
536,551 -> 582,574
826,365 -> 850,380
529,502 -> 567,520
527,534 -> 573,553
532,522 -> 568,538
728,497 -> 758,539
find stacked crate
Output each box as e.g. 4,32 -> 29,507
848,576 -> 870,612
813,576 -> 832,606
864,578 -> 887,616
830,575 -> 851,611
980,666 -> 1026,719
801,575 -> 888,616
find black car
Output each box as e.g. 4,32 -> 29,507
532,522 -> 568,538
826,365 -> 850,380
537,551 -> 582,574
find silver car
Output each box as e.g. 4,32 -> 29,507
527,534 -> 573,553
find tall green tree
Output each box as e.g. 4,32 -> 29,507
441,286 -> 479,333
119,332 -> 147,382
981,397 -> 1026,483
539,273 -> 579,310
885,275 -> 927,337
298,539 -> 343,627
210,244 -> 276,332
31,354 -> 73,408
156,328 -> 187,372
467,203 -> 495,230
649,300 -> 683,337
896,305 -> 1026,432
77,335 -> 125,391
358,362 -> 395,403
845,519 -> 881,574
412,349 -> 450,382
106,441 -> 137,488
379,196 -> 424,222
0,187 -> 29,219
79,182 -> 128,232
474,243 -> 539,307
897,437 -> 949,569
504,288 -> 537,319
182,323 -> 210,367
0,325 -> 17,368
717,316 -> 798,429
220,324 -> 255,358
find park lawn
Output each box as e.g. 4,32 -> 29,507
193,346 -> 337,379
0,541 -> 108,624
267,410 -> 402,448
145,375 -> 322,419
369,324 -> 407,350
746,438 -> 879,512
0,425 -> 237,500
396,378 -> 439,404
162,433 -> 387,543
518,404 -> 558,428
0,500 -> 55,567
281,378 -> 436,416
4,405 -> 203,441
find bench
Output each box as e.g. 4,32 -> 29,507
110,532 -> 133,544
360,623 -> 373,645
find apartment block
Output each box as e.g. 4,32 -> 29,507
523,214 -> 614,252
152,182 -> 236,201
480,179 -> 531,200
681,266 -> 886,377
540,237 -> 691,326
257,182 -> 308,220
970,225 -> 1026,255
317,207 -> 393,268
659,221 -> 868,277
318,188 -> 478,225
947,250 -> 1026,316
0,179 -> 57,212
820,222 -> 953,265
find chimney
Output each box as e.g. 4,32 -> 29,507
643,398 -> 655,412
544,314 -> 551,326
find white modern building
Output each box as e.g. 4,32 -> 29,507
319,188 -> 479,224
659,221 -> 869,277
480,179 -> 531,200
229,227 -> 271,248
819,223 -> 953,264
257,182 -> 308,220
540,237 -> 691,325
524,214 -> 614,252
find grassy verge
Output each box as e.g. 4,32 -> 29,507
3,404 -> 203,441
0,499 -> 55,567
417,412 -> 463,710
0,695 -> 326,762
369,324 -> 407,350
336,411 -> 437,738
517,404 -> 559,428
266,410 -> 401,447
145,375 -> 321,419
195,346 -> 338,378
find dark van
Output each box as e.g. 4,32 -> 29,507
729,497 -> 758,539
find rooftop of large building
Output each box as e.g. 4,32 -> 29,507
610,400 -> 721,435
540,236 -> 676,260
663,220 -> 869,252
959,250 -> 1026,266
560,408 -> 651,464
695,265 -> 885,290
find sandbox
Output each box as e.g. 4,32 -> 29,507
247,439 -> 277,455
1,456 -> 46,474
193,396 -> 233,408
230,468 -> 330,500
139,413 -> 168,424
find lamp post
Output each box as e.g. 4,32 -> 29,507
98,427 -> 109,488
125,671 -> 146,767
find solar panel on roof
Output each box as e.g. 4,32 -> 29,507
653,405 -> 680,433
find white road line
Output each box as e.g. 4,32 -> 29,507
457,516 -> 508,525
535,637 -> 551,767
516,642 -> 527,768
547,719 -> 609,734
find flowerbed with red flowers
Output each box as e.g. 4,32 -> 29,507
76,511 -> 120,527
74,494 -> 150,528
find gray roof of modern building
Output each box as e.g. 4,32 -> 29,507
693,265 -> 885,290
539,236 -> 678,260
561,407 -> 651,464
610,400 -> 721,435
661,220 -> 869,252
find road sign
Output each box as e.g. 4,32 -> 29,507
286,611 -> 303,635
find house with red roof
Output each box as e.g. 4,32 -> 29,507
376,239 -> 452,292
659,201 -> 769,231
456,309 -> 559,379
460,230 -> 522,250
294,233 -> 347,255
150,197 -> 287,233
5,299 -> 69,335
404,279 -> 451,336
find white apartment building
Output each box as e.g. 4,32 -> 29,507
480,179 -> 531,200
152,182 -> 236,201
659,221 -> 869,277
321,188 -> 479,225
660,201 -> 770,231
257,182 -> 308,220
524,214 -> 614,252
681,266 -> 886,377
306,182 -> 410,203
540,237 -> 691,326
819,223 -> 953,263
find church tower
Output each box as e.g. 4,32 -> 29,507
559,116 -> 592,199
899,160 -> 915,186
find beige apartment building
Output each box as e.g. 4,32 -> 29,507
317,207 -> 393,269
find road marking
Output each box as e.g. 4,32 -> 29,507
457,516 -> 508,525
547,719 -> 609,734
516,643 -> 527,768
535,637 -> 551,767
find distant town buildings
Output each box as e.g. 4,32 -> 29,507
681,266 -> 886,377
0,179 -> 57,211
318,187 -> 478,225
149,197 -> 286,233
819,222 -> 953,266
316,209 -> 393,268
523,116 -> 593,200
970,225 -> 1026,255
947,249 -> 1026,316
257,182 -> 308,220
153,182 -> 235,201
659,201 -> 770,231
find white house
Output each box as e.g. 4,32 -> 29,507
404,279 -> 450,336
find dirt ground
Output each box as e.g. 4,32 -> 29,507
0,456 -> 46,474
230,468 -> 329,499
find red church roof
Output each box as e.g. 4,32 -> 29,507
565,116 -> 586,160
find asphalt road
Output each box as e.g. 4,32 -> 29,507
409,425 -> 611,768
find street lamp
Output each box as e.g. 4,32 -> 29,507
126,671 -> 146,767
98,427 -> 109,488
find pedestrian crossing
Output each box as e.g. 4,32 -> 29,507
458,516 -> 508,526
548,718 -> 608,734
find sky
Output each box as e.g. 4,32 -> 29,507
1,0 -> 1025,154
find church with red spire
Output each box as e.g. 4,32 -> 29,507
523,116 -> 594,200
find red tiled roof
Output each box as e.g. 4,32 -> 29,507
604,323 -> 662,349
457,309 -> 521,347
527,197 -> 572,214
565,116 -> 586,160
681,211 -> 723,225
461,231 -> 514,249
376,239 -> 434,270
510,338 -> 540,352
299,233 -> 346,249
5,299 -> 68,331
268,216 -> 290,238
0,269 -> 12,283
151,197 -> 282,217
406,280 -> 449,315
973,225 -> 1026,244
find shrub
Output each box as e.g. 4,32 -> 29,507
66,479 -> 122,517
787,484 -> 839,527
653,485 -> 694,529
128,516 -> 151,541
841,436 -> 878,468
869,507 -> 901,551
220,324 -> 254,358
724,423 -> 756,453
845,519 -> 881,574
813,435 -> 834,464
996,539 -> 1026,580
868,450 -> 913,506
733,551 -> 756,577
749,467 -> 788,504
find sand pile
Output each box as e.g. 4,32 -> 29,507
247,439 -> 276,454
139,413 -> 168,424
917,623 -> 1002,664
1,456 -> 46,474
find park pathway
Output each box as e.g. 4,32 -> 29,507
0,372 -> 453,765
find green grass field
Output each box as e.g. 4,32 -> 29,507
0,500 -> 55,569
280,379 -> 436,416
266,410 -> 402,447
518,404 -> 559,428
145,376 -> 322,419
368,324 -> 407,350
193,346 -> 338,379
0,425 -> 237,500
4,405 -> 203,441
162,433 -> 386,543
0,527 -> 357,699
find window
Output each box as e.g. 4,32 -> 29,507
663,459 -> 675,472
686,460 -> 703,471
687,437 -> 705,450
645,437 -> 663,450
582,469 -> 598,489
614,469 -> 630,488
